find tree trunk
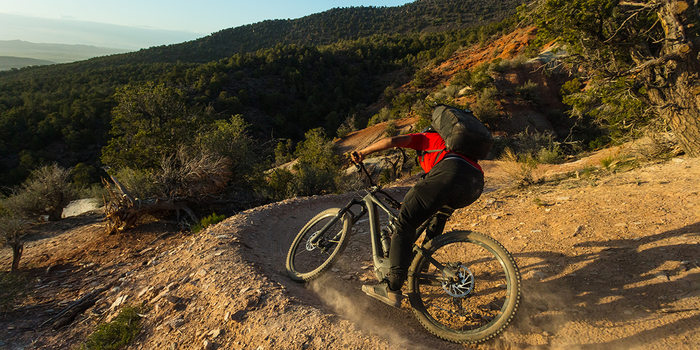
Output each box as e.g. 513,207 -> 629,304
652,68 -> 700,157
11,240 -> 23,273
647,0 -> 700,157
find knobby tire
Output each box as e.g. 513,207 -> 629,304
286,208 -> 351,282
407,230 -> 521,343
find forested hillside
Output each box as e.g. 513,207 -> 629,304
106,0 -> 525,65
0,0 -> 526,190
3,0 -> 696,206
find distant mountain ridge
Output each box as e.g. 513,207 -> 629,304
115,0 -> 526,64
0,40 -> 128,68
0,56 -> 56,71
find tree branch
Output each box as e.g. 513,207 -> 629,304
623,52 -> 682,76
619,1 -> 663,9
604,11 -> 641,43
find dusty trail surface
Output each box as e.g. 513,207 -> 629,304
1,154 -> 699,350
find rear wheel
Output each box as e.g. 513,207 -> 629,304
286,208 -> 351,282
407,231 -> 520,343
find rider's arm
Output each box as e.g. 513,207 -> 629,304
351,135 -> 412,163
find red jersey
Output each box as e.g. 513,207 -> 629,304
405,132 -> 483,174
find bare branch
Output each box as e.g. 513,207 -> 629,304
622,52 -> 682,76
619,1 -> 663,9
109,174 -> 136,204
605,11 -> 641,43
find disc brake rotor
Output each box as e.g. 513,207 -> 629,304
305,232 -> 320,251
441,264 -> 474,297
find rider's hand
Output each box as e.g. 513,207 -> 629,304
350,151 -> 364,164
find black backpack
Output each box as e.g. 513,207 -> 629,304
428,105 -> 494,160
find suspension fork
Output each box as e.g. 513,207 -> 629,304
309,198 -> 364,245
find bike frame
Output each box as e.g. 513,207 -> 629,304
309,165 -> 456,281
308,184 -> 399,280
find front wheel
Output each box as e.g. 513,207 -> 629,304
407,231 -> 521,344
286,208 -> 351,282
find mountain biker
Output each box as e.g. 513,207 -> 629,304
349,128 -> 485,307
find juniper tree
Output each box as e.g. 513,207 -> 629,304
527,0 -> 700,155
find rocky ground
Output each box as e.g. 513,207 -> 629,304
1,145 -> 699,350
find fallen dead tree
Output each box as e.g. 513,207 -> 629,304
103,151 -> 232,234
103,176 -> 199,234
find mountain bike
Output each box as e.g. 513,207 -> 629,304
285,161 -> 520,344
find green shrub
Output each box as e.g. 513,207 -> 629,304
537,144 -> 563,164
267,168 -> 295,200
471,87 -> 500,125
196,114 -> 255,184
384,120 -> 398,137
516,80 -> 540,103
289,164 -> 338,197
451,70 -> 472,87
368,107 -> 391,126
6,164 -> 76,221
78,184 -> 109,202
273,139 -> 294,166
192,213 -> 226,233
336,115 -> 358,138
80,306 -> 141,350
110,168 -> 160,201
468,63 -> 495,91
600,156 -> 614,169
292,128 -> 341,196
380,168 -> 393,185
101,83 -> 214,171
412,69 -> 432,88
413,117 -> 432,133
433,84 -> 463,102
70,163 -> 99,188
599,154 -> 638,173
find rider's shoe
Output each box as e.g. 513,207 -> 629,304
362,281 -> 404,308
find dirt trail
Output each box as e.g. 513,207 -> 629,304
1,154 -> 699,350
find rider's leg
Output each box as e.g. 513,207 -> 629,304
386,159 -> 484,291
424,208 -> 453,242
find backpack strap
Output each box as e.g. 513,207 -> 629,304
417,148 -> 447,164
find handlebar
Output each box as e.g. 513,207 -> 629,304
351,160 -> 402,211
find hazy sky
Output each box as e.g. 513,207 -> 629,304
0,1 -> 412,50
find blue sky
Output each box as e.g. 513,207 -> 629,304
0,1 -> 412,50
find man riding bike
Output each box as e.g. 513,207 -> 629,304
350,126 -> 485,307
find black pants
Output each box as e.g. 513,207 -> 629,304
386,156 -> 484,290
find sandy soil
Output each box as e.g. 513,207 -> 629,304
1,147 -> 699,350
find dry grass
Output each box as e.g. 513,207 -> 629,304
497,148 -> 546,187
158,148 -> 232,198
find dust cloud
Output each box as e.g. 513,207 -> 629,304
309,276 -> 436,350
